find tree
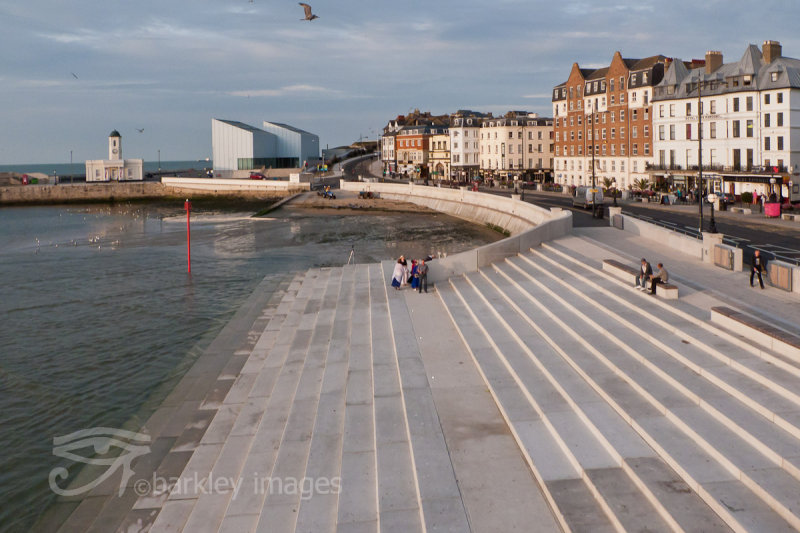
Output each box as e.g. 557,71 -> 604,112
633,178 -> 650,192
602,177 -> 614,190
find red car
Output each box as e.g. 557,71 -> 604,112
249,172 -> 266,180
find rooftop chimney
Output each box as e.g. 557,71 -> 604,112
763,40 -> 782,63
705,51 -> 723,74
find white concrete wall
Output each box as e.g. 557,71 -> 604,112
161,177 -> 309,193
614,213 -> 705,260
341,181 -> 573,283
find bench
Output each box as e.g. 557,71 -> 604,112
711,306 -> 800,361
782,213 -> 798,222
730,207 -> 752,215
602,259 -> 679,299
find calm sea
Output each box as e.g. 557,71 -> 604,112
0,160 -> 209,177
0,201 -> 500,532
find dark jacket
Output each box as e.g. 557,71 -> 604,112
752,255 -> 766,272
640,262 -> 653,278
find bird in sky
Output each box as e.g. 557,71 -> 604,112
299,3 -> 318,20
71,72 -> 79,79
136,128 -> 144,133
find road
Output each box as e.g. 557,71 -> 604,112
349,158 -> 799,267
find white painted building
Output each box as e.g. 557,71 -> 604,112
85,130 -> 143,182
480,112 -> 554,181
651,41 -> 800,198
261,121 -> 320,169
449,111 -> 484,181
211,118 -> 319,174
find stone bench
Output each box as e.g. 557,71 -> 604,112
730,207 -> 752,215
711,306 -> 800,362
781,213 -> 798,222
602,259 -> 678,299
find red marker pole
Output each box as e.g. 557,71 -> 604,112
184,199 -> 192,273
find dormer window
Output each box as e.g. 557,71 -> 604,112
643,72 -> 648,84
771,71 -> 779,82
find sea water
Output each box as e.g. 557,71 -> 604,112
0,202 -> 500,532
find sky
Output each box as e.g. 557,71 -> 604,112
1,0 -> 798,164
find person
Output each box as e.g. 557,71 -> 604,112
391,256 -> 405,290
649,263 -> 669,295
400,256 -> 409,287
409,259 -> 419,290
417,259 -> 429,293
635,258 -> 652,291
750,250 -> 766,289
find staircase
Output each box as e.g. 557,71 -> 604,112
437,235 -> 800,532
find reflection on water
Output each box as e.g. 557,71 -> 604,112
0,203 -> 501,532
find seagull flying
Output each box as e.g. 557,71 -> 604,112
136,128 -> 144,133
299,2 -> 318,20
71,72 -> 79,79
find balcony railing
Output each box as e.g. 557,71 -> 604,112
645,163 -> 787,174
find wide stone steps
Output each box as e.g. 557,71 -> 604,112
433,239 -> 800,532
495,252 -> 800,530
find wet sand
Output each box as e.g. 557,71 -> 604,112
284,190 -> 436,214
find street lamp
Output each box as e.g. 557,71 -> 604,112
591,109 -> 598,218
707,193 -> 718,233
612,177 -> 618,206
697,79 -> 704,233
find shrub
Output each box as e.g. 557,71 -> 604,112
741,191 -> 753,204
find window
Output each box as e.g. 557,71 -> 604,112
710,100 -> 716,114
611,95 -> 615,105
778,92 -> 784,103
644,143 -> 650,155
765,114 -> 771,127
746,120 -> 753,137
610,79 -> 615,92
659,105 -> 665,118
659,125 -> 665,140
631,92 -> 637,102
643,125 -> 649,138
732,121 -> 740,138
611,128 -> 616,139
746,96 -> 753,111
733,98 -> 739,112
686,103 -> 692,116
765,137 -> 771,150
602,129 -> 606,140
669,104 -> 675,117
710,122 -> 716,138
669,124 -> 676,140
778,112 -> 784,127
632,126 -> 638,138
610,111 -> 615,122
620,110 -> 625,121
620,94 -> 625,104
778,136 -> 784,150
686,124 -> 692,140
508,131 -> 513,139
771,72 -> 779,82
765,94 -> 771,105
620,76 -> 624,89
620,127 -> 625,138
644,109 -> 649,120
632,144 -> 638,155
632,109 -> 638,120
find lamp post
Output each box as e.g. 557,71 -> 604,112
591,109 -> 598,218
698,79 -> 704,233
612,177 -> 618,206
158,149 -> 161,172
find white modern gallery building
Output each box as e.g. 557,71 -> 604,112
211,119 -> 320,175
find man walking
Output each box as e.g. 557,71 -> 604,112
417,259 -> 429,293
751,250 -> 766,289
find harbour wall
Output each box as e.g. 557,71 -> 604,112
340,180 -> 573,283
0,178 -> 306,205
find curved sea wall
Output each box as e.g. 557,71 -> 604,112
340,181 -> 573,282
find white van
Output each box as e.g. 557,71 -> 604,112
572,186 -> 604,209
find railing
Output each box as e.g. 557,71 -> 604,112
645,163 -> 787,174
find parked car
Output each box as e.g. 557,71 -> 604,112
719,193 -> 736,205
249,172 -> 266,180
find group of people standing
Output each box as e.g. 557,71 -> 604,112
391,255 -> 429,293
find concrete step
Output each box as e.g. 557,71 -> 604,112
175,269 -> 334,533
379,263 -> 471,532
367,263 -> 423,532
490,252 -> 799,530
293,265 -> 356,533
436,282 -> 614,533
336,264 -> 379,532
513,250 -> 800,484
454,273 -> 676,533
250,267 -> 346,532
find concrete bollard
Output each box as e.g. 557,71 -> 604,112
608,206 -> 622,227
702,232 -> 724,264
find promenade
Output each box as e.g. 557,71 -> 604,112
41,193 -> 800,532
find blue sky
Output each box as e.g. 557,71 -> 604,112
0,0 -> 796,164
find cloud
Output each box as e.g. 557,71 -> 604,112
227,84 -> 344,98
